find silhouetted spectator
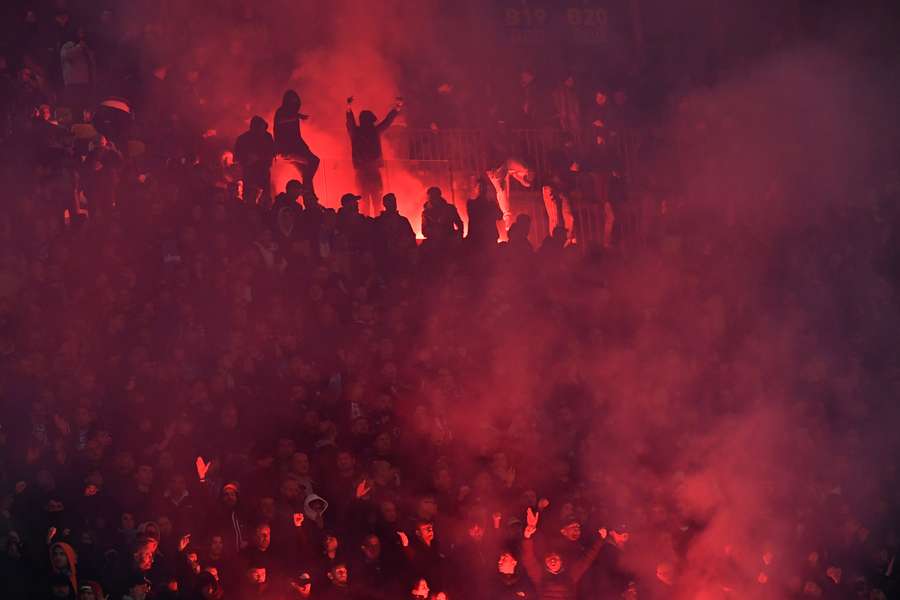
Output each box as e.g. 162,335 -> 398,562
346,96 -> 401,216
421,187 -> 462,247
465,178 -> 502,249
274,90 -> 319,193
235,116 -> 276,206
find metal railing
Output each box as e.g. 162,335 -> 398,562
385,126 -> 645,249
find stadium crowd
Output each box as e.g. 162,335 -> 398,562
0,1 -> 899,600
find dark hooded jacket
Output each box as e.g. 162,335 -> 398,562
347,108 -> 399,170
274,91 -> 310,156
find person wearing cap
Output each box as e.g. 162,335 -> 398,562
335,193 -> 370,248
272,180 -> 305,221
201,481 -> 247,556
556,518 -> 587,565
346,96 -> 403,216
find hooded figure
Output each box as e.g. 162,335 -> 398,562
234,115 -> 275,205
421,187 -> 463,246
50,542 -> 79,593
303,494 -> 329,529
346,97 -> 401,216
274,90 -> 320,193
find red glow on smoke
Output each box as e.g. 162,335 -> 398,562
270,125 -> 430,238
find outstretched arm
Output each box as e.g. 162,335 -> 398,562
521,507 -> 543,585
569,530 -> 606,583
522,537 -> 543,585
376,108 -> 400,133
346,107 -> 357,134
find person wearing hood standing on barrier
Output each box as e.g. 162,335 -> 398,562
274,90 -> 320,194
235,115 -> 276,206
346,96 -> 403,217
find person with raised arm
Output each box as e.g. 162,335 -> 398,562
520,505 -> 605,600
346,96 -> 403,216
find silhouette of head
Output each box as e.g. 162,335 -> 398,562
282,90 -> 301,112
383,193 -> 398,212
360,110 -> 377,126
286,180 -> 303,199
341,193 -> 361,210
510,214 -> 531,240
426,187 -> 442,201
303,191 -> 319,208
250,116 -> 267,132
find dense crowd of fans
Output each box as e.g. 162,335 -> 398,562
1,2 -> 900,600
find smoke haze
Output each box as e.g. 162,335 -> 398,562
123,1 -> 900,597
